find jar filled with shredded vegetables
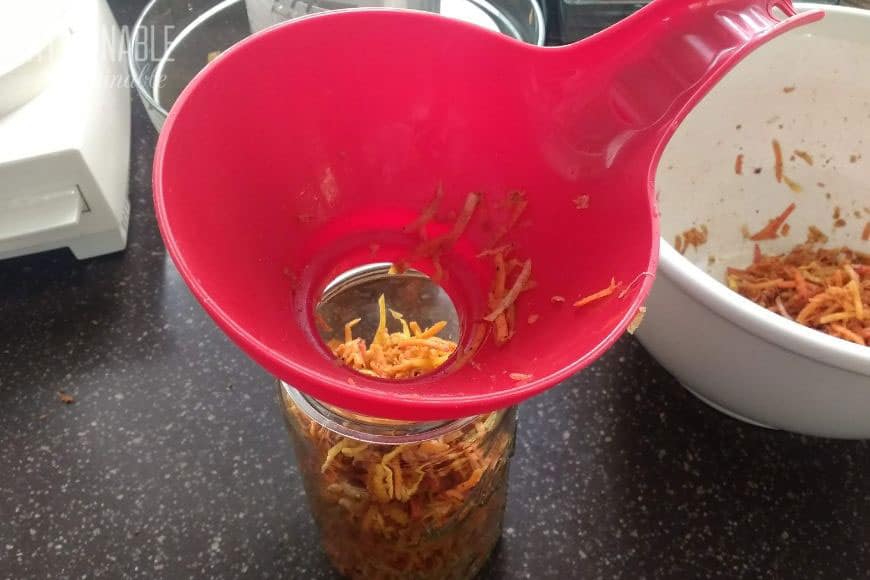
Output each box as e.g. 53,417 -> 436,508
279,384 -> 517,580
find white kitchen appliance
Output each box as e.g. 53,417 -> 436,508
0,0 -> 131,260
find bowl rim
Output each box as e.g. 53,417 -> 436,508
658,4 -> 870,377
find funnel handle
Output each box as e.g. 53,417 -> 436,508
568,0 -> 823,141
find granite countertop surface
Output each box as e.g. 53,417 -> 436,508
2,1 -> 870,578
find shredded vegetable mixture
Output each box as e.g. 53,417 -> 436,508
329,295 -> 457,380
284,303 -> 515,579
727,241 -> 870,346
284,399 -> 514,580
484,251 -> 532,345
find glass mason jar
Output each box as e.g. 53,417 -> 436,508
279,382 -> 517,580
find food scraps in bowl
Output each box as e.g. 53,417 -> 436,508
726,236 -> 869,346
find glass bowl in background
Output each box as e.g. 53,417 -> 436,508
130,0 -> 545,131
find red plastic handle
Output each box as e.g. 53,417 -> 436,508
553,0 -> 823,160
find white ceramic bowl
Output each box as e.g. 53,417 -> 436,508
637,4 -> 870,439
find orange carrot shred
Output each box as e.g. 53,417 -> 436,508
783,175 -> 803,193
750,203 -> 796,241
794,150 -> 813,166
448,192 -> 480,243
794,269 -> 809,299
491,191 -> 527,245
485,259 -> 532,322
772,139 -> 784,183
753,244 -> 763,264
830,324 -> 866,346
476,244 -> 512,258
574,278 -> 619,308
404,185 -> 443,234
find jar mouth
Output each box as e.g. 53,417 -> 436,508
280,381 -> 478,444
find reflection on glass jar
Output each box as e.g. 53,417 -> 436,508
279,382 -> 517,580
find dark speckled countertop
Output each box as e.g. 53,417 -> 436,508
2,1 -> 870,579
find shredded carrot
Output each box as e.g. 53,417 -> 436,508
490,191 -> 527,245
388,262 -> 409,275
448,192 -> 480,243
344,318 -> 362,344
331,296 -> 456,379
735,154 -> 744,175
477,244 -> 512,258
413,192 -> 480,259
728,243 -> 868,347
285,337 -> 513,579
404,185 -> 443,234
493,313 -> 510,345
432,254 -> 445,283
807,226 -> 828,245
492,252 -> 507,298
830,324 -> 866,346
574,278 -> 619,308
627,306 -> 646,335
794,150 -> 813,165
505,303 -> 516,337
485,260 -> 532,322
772,139 -> 784,183
675,225 -> 708,254
508,373 -> 532,381
793,268 -> 809,299
863,222 -> 870,241
783,175 -> 803,193
749,203 -> 796,241
315,312 -> 333,333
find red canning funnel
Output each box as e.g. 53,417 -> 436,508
153,0 -> 822,420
